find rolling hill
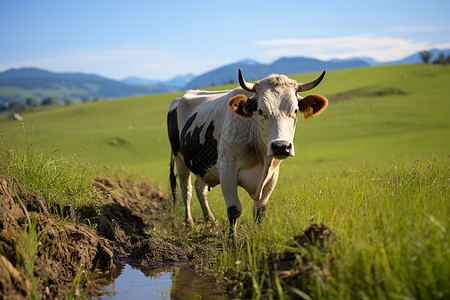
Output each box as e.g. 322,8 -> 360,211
0,57 -> 367,103
0,68 -> 178,103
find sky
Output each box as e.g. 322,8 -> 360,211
1,0 -> 450,80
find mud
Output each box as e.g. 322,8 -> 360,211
224,222 -> 337,299
0,177 -> 113,299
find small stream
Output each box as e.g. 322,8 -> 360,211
94,263 -> 225,300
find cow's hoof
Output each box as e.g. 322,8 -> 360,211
184,218 -> 195,228
227,231 -> 236,245
207,218 -> 219,228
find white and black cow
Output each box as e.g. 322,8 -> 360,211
168,69 -> 328,236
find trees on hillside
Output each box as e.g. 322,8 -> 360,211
41,97 -> 58,106
420,51 -> 432,64
420,50 -> 450,65
1,94 -> 103,116
26,97 -> 38,109
433,53 -> 447,65
9,100 -> 25,113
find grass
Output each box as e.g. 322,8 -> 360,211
0,134 -> 100,218
15,198 -> 46,300
265,157 -> 448,298
1,64 -> 449,298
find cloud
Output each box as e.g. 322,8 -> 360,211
254,35 -> 434,62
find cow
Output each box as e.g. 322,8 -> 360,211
167,69 -> 328,237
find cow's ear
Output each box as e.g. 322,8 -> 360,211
299,94 -> 328,116
228,94 -> 257,118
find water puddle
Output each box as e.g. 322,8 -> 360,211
94,263 -> 225,300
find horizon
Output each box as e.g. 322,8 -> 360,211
1,0 -> 450,80
1,50 -> 447,83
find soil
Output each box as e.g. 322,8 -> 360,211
0,176 -> 185,299
0,175 -> 337,299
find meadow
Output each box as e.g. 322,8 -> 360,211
1,64 -> 449,299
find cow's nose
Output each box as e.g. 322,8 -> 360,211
270,142 -> 292,158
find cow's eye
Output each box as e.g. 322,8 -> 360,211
289,109 -> 298,118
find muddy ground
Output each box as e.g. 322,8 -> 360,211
0,175 -> 336,299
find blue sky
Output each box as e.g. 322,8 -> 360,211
1,0 -> 450,80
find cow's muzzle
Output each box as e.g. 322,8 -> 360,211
268,140 -> 294,159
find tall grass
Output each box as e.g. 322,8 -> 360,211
0,130 -> 100,218
16,216 -> 46,300
224,157 -> 449,299
15,194 -> 47,300
323,158 -> 449,299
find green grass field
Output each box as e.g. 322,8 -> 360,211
1,64 -> 449,299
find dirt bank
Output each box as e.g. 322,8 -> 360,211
0,176 -> 186,299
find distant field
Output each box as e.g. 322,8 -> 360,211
1,64 -> 449,298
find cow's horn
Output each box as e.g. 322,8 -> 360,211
238,69 -> 256,92
297,71 -> 326,92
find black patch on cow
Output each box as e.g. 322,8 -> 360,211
167,108 -> 181,154
227,205 -> 242,239
180,112 -> 218,177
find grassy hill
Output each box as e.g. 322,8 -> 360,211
0,67 -> 178,103
1,64 -> 449,298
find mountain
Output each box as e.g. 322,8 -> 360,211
164,74 -> 196,88
184,56 -> 369,89
0,68 -> 178,103
121,73 -> 195,88
329,57 -> 380,65
121,76 -> 160,86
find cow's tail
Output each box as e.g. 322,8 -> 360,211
169,153 -> 177,206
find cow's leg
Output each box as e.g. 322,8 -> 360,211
253,167 -> 280,224
194,177 -> 218,225
254,205 -> 266,225
219,163 -> 241,238
175,156 -> 194,226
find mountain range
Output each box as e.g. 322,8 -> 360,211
184,57 -> 369,89
0,49 -> 448,104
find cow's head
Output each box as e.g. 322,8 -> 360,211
228,69 -> 328,159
